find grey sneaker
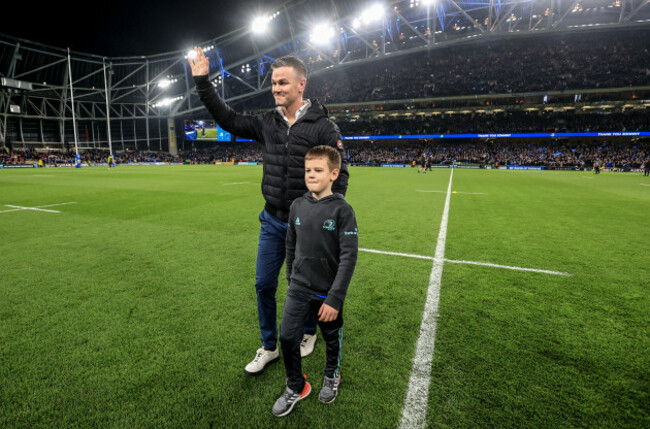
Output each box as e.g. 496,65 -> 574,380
300,333 -> 317,358
272,378 -> 311,417
319,374 -> 341,404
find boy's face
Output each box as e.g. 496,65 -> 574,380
305,157 -> 339,197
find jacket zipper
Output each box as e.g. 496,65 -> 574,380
283,123 -> 290,209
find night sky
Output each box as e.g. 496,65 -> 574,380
2,0 -> 275,57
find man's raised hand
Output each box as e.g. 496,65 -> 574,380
187,46 -> 210,77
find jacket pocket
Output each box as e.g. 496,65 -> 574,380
293,257 -> 334,292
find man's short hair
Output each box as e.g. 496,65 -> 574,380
305,145 -> 341,171
271,56 -> 308,79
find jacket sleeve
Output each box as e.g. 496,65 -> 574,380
193,75 -> 264,141
320,119 -> 349,196
285,202 -> 298,284
324,205 -> 358,311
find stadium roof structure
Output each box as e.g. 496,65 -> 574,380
1,0 -> 649,150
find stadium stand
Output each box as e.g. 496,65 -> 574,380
237,28 -> 650,110
2,13 -> 648,168
4,139 -> 647,171
336,111 -> 650,135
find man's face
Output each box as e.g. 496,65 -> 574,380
271,66 -> 305,109
305,157 -> 338,197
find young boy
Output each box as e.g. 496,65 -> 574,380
272,145 -> 358,417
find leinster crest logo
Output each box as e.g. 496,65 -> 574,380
322,219 -> 336,231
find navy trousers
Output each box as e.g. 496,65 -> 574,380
256,209 -> 317,350
280,288 -> 344,393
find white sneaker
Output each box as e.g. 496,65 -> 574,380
244,347 -> 279,375
300,334 -> 317,358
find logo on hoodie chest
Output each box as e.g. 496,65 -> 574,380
322,219 -> 336,231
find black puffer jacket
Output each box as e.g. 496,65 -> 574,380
194,75 -> 349,222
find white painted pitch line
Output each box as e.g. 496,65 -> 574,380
3,205 -> 61,213
359,248 -> 434,261
34,202 -> 77,208
417,190 -> 488,195
399,169 -> 454,429
0,202 -> 76,214
222,182 -> 251,186
641,183 -> 650,187
0,208 -> 26,214
359,248 -> 571,276
443,258 -> 572,277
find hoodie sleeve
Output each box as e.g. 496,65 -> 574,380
324,204 -> 358,311
193,75 -> 264,141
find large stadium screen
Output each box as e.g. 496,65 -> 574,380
184,120 -> 232,142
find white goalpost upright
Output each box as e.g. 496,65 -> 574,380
103,58 -> 114,159
67,48 -> 80,159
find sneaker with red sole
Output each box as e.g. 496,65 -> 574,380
272,375 -> 311,417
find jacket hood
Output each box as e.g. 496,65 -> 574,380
303,192 -> 344,203
301,99 -> 329,121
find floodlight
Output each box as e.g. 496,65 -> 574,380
252,16 -> 269,34
352,18 -> 361,29
422,0 -> 436,5
310,24 -> 335,45
158,78 -> 171,89
361,4 -> 385,24
152,95 -> 183,108
186,49 -> 197,60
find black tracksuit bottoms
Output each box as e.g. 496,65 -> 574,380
280,288 -> 343,393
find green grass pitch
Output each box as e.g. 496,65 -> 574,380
1,165 -> 648,428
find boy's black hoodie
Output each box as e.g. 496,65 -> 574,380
286,192 -> 358,311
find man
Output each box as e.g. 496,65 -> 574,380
187,47 -> 349,374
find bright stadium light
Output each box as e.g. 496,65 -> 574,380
152,95 -> 183,108
252,16 -> 270,34
352,18 -> 361,29
157,77 -> 178,89
361,4 -> 385,24
310,24 -> 335,45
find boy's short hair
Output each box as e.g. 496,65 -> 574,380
305,145 -> 341,171
271,56 -> 308,79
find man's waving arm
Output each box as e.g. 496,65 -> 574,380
188,47 -> 263,142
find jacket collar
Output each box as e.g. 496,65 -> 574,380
274,98 -> 327,124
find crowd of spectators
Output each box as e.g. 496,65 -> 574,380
0,149 -> 179,166
0,144 -> 263,167
179,143 -> 263,164
238,28 -> 650,111
337,111 -> 650,135
3,140 -> 647,170
311,30 -> 650,102
345,140 -> 649,169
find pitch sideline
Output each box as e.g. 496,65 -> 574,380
399,168 -> 454,429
